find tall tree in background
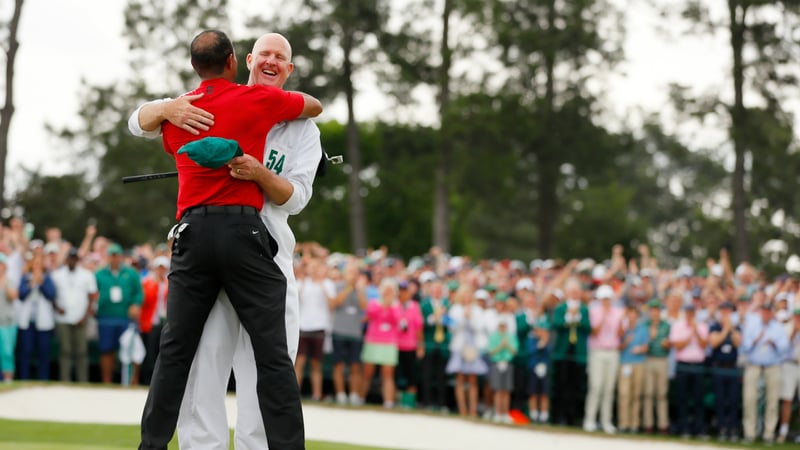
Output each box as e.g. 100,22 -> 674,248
670,1 -> 800,264
250,0 -> 393,255
475,0 -> 625,256
433,0 -> 454,253
0,0 -> 24,210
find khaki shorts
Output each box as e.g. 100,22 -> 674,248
780,362 -> 800,401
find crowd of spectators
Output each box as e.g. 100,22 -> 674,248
0,216 -> 799,447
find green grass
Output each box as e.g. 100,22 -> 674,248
0,418 -> 398,450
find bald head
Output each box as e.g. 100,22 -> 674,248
247,33 -> 294,88
253,33 -> 292,60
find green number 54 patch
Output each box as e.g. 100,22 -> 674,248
265,149 -> 285,175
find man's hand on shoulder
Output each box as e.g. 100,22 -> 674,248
165,94 -> 215,135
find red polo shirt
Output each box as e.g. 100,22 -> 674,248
162,78 -> 305,219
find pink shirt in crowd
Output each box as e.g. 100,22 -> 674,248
588,303 -> 625,350
669,318 -> 709,363
396,301 -> 423,351
364,301 -> 402,346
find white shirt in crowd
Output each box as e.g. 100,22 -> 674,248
298,277 -> 335,332
52,264 -> 98,325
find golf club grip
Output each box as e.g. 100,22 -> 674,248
122,171 -> 178,183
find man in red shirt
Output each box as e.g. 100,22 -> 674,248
139,30 -> 321,450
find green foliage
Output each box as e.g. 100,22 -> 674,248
292,121 -> 438,259
555,184 -> 648,260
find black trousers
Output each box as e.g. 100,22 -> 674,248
139,207 -> 304,450
551,358 -> 586,426
675,362 -> 706,436
421,348 -> 448,408
712,363 -> 741,433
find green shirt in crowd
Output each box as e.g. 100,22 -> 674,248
95,265 -> 143,319
421,296 -> 450,353
488,330 -> 519,363
645,319 -> 671,358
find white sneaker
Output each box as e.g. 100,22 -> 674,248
482,409 -> 494,420
539,412 -> 549,423
335,392 -> 348,405
492,414 -> 502,423
503,414 -> 513,424
349,392 -> 363,406
602,424 -> 617,435
529,411 -> 539,422
583,421 -> 598,432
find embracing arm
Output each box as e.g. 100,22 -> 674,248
293,92 -> 323,118
129,95 -> 214,137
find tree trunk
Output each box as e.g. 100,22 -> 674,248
0,0 -> 24,210
728,0 -> 749,263
433,0 -> 453,253
537,0 -> 558,257
342,28 -> 367,254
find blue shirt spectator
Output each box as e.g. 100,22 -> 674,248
620,321 -> 649,365
741,306 -> 789,367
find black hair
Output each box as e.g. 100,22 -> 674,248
190,30 -> 234,78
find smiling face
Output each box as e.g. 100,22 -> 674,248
246,33 -> 294,88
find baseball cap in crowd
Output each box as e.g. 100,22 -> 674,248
793,308 -> 800,316
399,280 -> 410,290
178,137 -> 244,169
683,303 -> 696,312
152,256 -> 170,269
107,243 -> 123,256
510,260 -> 526,272
419,271 -> 437,284
495,292 -> 509,303
447,280 -> 459,292
760,301 -> 774,310
591,265 -> 607,283
515,278 -> 534,292
44,243 -> 59,255
647,298 -> 662,309
691,287 -> 702,298
595,284 -> 615,300
29,239 -> 44,250
475,289 -> 489,301
67,247 -> 79,258
485,284 -> 497,293
719,301 -> 735,310
0,253 -> 7,265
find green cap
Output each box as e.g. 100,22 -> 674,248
447,280 -> 459,291
495,292 -> 509,302
178,137 -> 244,169
107,243 -> 123,256
0,253 -> 7,264
485,284 -> 497,292
647,298 -> 662,309
793,308 -> 800,315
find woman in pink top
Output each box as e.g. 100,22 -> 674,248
396,280 -> 424,408
359,278 -> 402,408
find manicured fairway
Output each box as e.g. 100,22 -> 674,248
0,418 -> 399,450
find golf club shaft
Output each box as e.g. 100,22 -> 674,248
122,171 -> 178,184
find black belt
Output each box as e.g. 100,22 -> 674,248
183,205 -> 259,218
712,361 -> 737,369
